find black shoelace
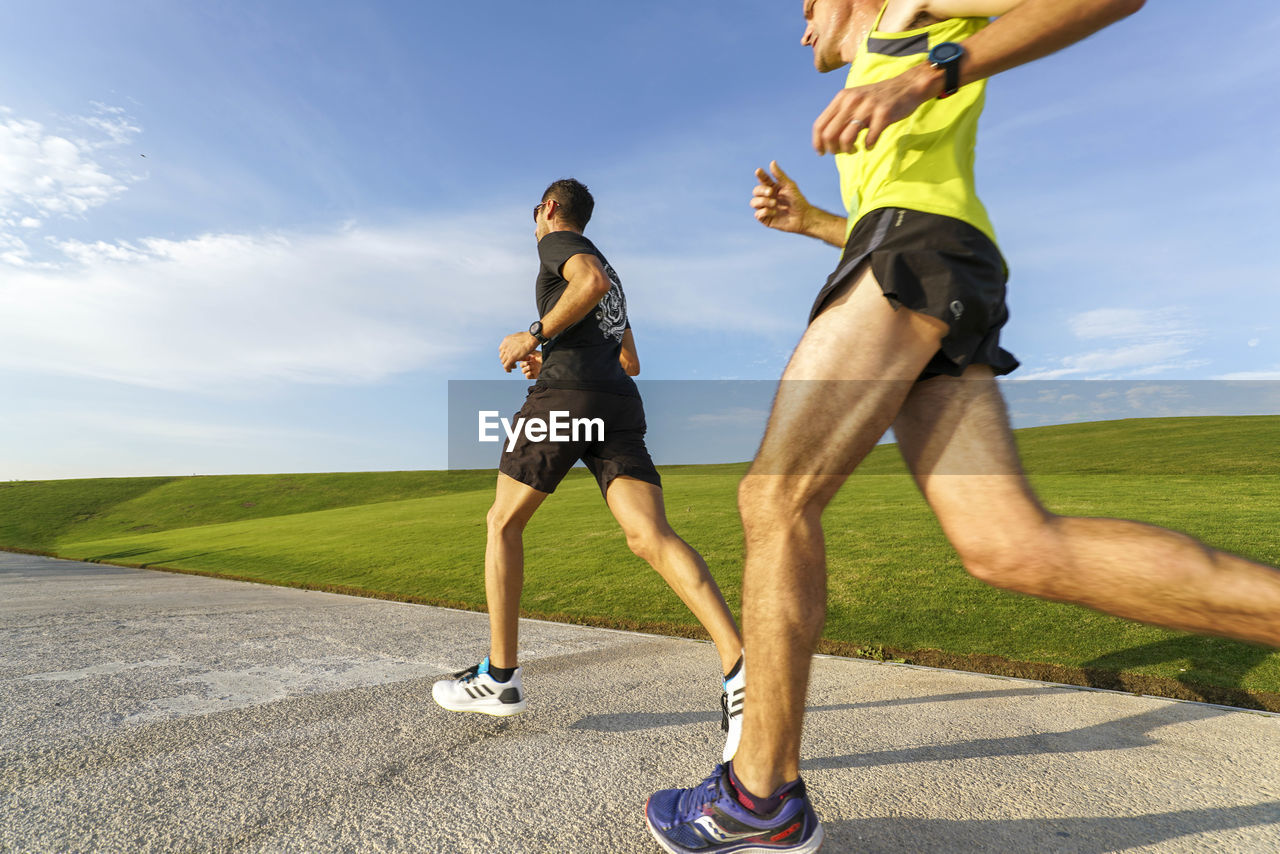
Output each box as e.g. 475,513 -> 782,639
452,663 -> 481,683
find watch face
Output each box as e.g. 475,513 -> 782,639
932,42 -> 962,64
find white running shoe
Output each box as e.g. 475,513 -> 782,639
432,657 -> 527,716
721,660 -> 745,762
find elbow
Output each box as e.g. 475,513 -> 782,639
625,363 -> 641,377
588,272 -> 612,301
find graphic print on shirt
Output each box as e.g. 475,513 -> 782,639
596,262 -> 627,342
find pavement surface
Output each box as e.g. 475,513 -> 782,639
2,550 -> 1279,853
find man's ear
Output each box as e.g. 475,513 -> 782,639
544,198 -> 559,221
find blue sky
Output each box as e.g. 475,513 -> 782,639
2,1 -> 1278,479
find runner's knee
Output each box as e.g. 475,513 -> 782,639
951,518 -> 1062,594
626,529 -> 660,563
486,503 -> 529,536
613,515 -> 669,563
738,475 -> 825,532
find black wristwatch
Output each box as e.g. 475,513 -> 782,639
927,41 -> 965,99
528,320 -> 550,346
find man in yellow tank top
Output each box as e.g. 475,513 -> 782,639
647,1 -> 1280,851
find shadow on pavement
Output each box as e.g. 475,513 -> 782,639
570,709 -> 718,733
821,801 -> 1280,853
802,704 -> 1225,771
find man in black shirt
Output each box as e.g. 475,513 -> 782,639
433,179 -> 746,762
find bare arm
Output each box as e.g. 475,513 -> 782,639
921,0 -> 1024,18
750,160 -> 847,249
498,252 -> 612,372
619,328 -> 640,376
541,253 -> 613,339
813,0 -> 1145,153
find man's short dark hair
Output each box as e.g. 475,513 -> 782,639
542,178 -> 594,231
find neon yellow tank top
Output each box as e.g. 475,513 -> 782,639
835,4 -> 996,245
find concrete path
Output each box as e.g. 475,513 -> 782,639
2,551 -> 1278,853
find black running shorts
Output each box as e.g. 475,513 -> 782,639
809,207 -> 1019,379
498,384 -> 662,496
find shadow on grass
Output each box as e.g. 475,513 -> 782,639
820,802 -> 1280,854
83,549 -> 231,568
86,548 -> 164,562
1081,636 -> 1276,710
815,638 -> 1280,713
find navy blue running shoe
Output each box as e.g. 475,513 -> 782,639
645,764 -> 823,853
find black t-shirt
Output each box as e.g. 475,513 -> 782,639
535,231 -> 637,395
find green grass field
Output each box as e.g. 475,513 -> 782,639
4,415 -> 1278,710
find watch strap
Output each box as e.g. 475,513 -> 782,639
940,59 -> 960,99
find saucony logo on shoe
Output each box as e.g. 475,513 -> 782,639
693,815 -> 758,844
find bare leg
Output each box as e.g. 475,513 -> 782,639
893,366 -> 1280,646
733,267 -> 948,797
486,473 -> 549,669
605,476 -> 743,673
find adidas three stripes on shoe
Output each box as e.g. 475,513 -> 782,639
721,661 -> 745,762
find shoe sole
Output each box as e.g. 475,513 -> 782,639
433,696 -> 527,716
644,798 -> 824,853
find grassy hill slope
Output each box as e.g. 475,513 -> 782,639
4,416 -> 1278,710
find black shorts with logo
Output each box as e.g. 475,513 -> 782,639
497,384 -> 662,497
810,207 -> 1019,380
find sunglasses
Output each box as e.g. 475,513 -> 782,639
533,199 -> 555,222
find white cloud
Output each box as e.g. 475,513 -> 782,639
1011,366 -> 1081,382
1019,306 -> 1206,380
51,410 -> 339,447
1002,379 -> 1280,430
0,213 -> 825,400
1068,308 -> 1193,341
0,231 -> 31,265
0,219 -> 529,391
80,102 -> 142,148
1060,341 -> 1196,374
1122,383 -> 1193,411
0,105 -> 138,225
54,238 -> 151,264
1215,368 -> 1280,381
